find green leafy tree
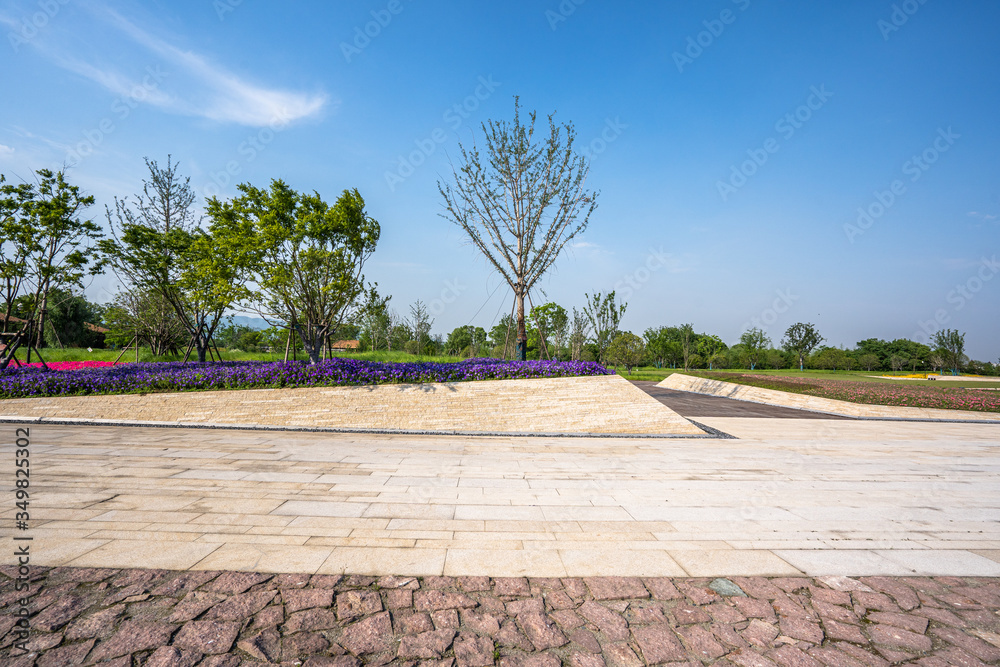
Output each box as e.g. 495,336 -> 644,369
643,326 -> 671,368
697,334 -> 727,370
446,326 -> 472,356
678,323 -> 695,371
888,339 -> 930,371
889,354 -> 907,373
931,329 -> 966,375
39,288 -> 106,348
765,348 -> 789,370
438,97 -> 598,360
215,320 -> 265,353
708,351 -> 728,370
528,302 -> 568,360
445,325 -> 488,357
357,286 -> 392,351
858,353 -> 880,372
606,331 -> 646,374
489,313 -> 517,358
208,181 -> 380,364
1,174 -> 33,335
0,170 -> 104,364
103,287 -> 187,355
855,338 -> 890,371
739,327 -> 770,370
583,291 -> 627,364
386,319 -> 411,352
782,322 -> 824,371
812,347 -> 848,371
568,307 -> 590,361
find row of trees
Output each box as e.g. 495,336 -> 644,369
1,160 -> 380,367
599,324 -> 991,376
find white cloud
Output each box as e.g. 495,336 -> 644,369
0,145 -> 14,155
25,6 -> 329,127
968,210 -> 996,219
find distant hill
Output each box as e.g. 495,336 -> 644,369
225,315 -> 273,331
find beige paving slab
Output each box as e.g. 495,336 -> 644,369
771,549 -> 928,576
973,549 -> 1000,563
191,543 -> 334,573
66,539 -> 220,570
319,547 -> 447,576
875,549 -> 1000,576
271,500 -> 369,518
27,538 -> 110,567
558,549 -> 687,576
444,549 -> 567,577
2,374 -> 703,435
670,550 -> 803,576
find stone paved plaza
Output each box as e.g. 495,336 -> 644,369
1,379 -> 998,664
3,568 -> 1000,666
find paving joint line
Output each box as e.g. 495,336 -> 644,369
0,416 -> 737,439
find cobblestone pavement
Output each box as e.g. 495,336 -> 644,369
3,567 -> 1000,666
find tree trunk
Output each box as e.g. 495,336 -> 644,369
515,288 -> 527,361
301,327 -> 322,365
36,289 -> 48,349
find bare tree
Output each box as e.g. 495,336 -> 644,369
408,300 -> 433,352
569,307 -> 590,361
438,97 -> 598,360
583,291 -> 627,364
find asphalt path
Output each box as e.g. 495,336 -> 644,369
630,381 -> 854,419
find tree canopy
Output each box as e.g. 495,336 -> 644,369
207,181 -> 380,364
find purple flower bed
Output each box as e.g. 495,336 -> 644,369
0,357 -> 613,399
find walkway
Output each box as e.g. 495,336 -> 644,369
7,421 -> 997,578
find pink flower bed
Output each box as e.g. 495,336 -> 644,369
9,360 -> 118,371
697,372 -> 1000,413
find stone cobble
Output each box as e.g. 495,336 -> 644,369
1,568 -> 999,666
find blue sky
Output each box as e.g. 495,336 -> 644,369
1,0 -> 998,360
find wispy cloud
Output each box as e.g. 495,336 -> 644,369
967,211 -> 997,221
23,5 -> 329,127
0,145 -> 14,156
